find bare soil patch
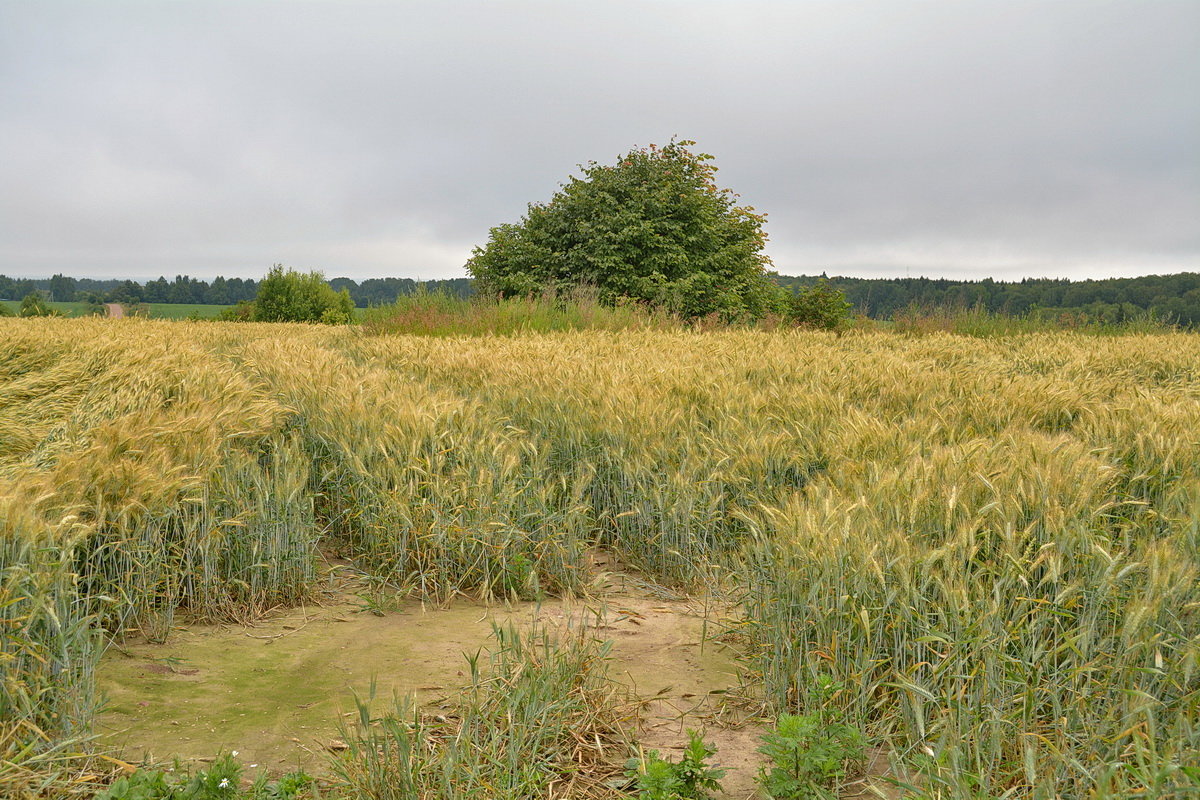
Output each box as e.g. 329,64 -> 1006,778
96,553 -> 763,795
96,553 -> 901,798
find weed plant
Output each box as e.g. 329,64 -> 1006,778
625,730 -> 725,800
95,753 -> 314,800
752,676 -> 865,799
756,714 -> 864,800
332,621 -> 632,799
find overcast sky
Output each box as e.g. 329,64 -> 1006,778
2,1 -> 1197,283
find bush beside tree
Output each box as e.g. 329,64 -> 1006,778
18,292 -> 59,317
784,278 -> 853,330
250,265 -> 354,323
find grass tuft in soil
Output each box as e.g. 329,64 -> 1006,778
332,618 -> 635,799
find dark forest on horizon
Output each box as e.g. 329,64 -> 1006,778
4,270 -> 1200,326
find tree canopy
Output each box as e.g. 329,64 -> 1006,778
467,140 -> 778,320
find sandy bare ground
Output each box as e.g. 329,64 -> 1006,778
105,303 -> 125,318
96,554 -> 901,798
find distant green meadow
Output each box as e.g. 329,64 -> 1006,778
1,300 -> 233,319
1,300 -> 96,317
140,303 -> 234,319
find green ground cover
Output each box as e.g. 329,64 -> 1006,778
1,300 -> 97,316
0,301 -> 233,319
142,303 -> 233,319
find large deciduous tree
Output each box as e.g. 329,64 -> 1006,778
467,140 -> 779,320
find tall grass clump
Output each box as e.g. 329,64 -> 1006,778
1,324 -> 320,635
233,336 -> 592,601
352,330 -> 839,585
333,621 -> 632,799
739,414 -> 1200,793
362,288 -> 680,337
0,498 -> 102,799
891,304 -> 1176,336
1,320 -> 322,794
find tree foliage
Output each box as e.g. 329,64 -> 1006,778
252,265 -> 354,324
106,280 -> 143,304
468,140 -> 778,320
47,273 -> 76,302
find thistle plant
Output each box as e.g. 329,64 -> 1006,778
626,730 -> 726,800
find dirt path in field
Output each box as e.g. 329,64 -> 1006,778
105,303 -> 125,318
95,555 -> 899,798
95,552 -> 768,797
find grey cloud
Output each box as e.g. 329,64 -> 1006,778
0,0 -> 1196,281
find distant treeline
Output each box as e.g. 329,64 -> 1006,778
4,270 -> 1199,326
329,276 -> 473,306
0,273 -> 473,307
774,272 -> 1200,326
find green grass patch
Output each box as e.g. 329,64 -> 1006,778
1,299 -> 101,317
143,303 -> 232,319
0,300 -> 233,319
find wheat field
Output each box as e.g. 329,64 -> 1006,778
2,317 -> 1197,797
